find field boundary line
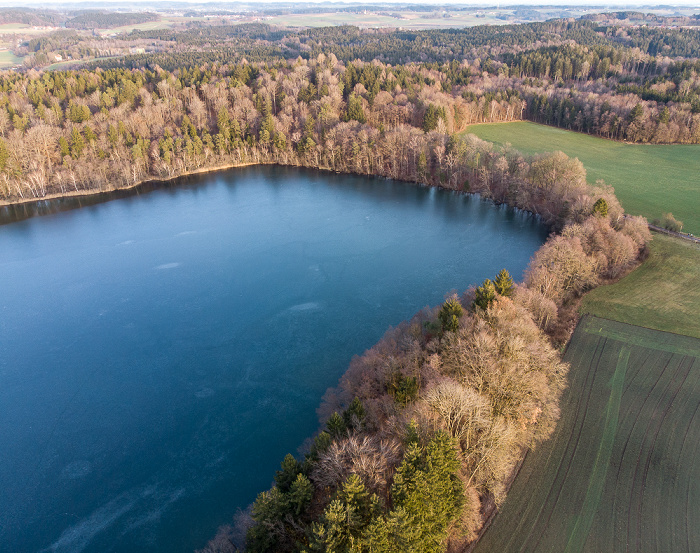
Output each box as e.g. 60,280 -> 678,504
527,334 -> 607,552
646,222 -> 700,244
563,346 -> 629,553
581,316 -> 700,357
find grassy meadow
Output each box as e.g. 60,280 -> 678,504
473,315 -> 700,553
581,233 -> 700,339
463,121 -> 700,235
0,23 -> 52,34
0,50 -> 23,68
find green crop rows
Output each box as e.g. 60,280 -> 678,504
473,315 -> 700,553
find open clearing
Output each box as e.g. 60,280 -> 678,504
581,233 -> 700,339
0,50 -> 23,68
463,121 -> 700,235
473,315 -> 700,553
0,24 -> 57,35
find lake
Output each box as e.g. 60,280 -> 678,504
0,166 -> 547,553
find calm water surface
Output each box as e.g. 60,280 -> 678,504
0,166 -> 547,553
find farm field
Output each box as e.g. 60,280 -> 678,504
463,121 -> 700,235
97,18 -> 181,35
581,233 -> 700,339
0,23 -> 56,34
0,50 -> 23,68
473,315 -> 700,553
43,58 -> 96,71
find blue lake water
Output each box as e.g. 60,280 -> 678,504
0,166 -> 548,553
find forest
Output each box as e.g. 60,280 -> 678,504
2,39 -> 700,205
65,12 -> 159,30
9,15 -> 700,144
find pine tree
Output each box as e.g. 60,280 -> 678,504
342,397 -> 366,431
70,128 -> 85,159
592,197 -> 608,217
216,106 -> 229,134
389,432 -> 464,553
494,269 -> 515,297
0,137 -> 7,171
287,473 -> 313,516
345,93 -> 366,123
326,411 -> 347,438
275,453 -> 302,492
58,136 -> 70,158
474,278 -> 497,310
438,296 -> 463,333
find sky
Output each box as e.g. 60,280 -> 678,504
7,0 -> 700,6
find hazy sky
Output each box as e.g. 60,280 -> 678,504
9,0 -> 700,6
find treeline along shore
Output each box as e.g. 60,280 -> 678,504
0,54 -> 653,552
30,56 -> 646,552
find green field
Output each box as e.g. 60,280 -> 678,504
473,315 -> 700,553
581,233 -> 700,339
0,49 -> 23,68
463,121 -> 700,235
44,58 -> 92,71
0,23 -> 56,35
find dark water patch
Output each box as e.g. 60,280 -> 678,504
0,166 -> 547,553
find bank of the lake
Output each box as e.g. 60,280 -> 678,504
0,166 -> 548,553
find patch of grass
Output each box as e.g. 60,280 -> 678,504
0,24 -> 53,34
580,233 -> 700,339
0,49 -> 23,68
473,315 -> 700,553
0,23 -> 30,30
98,19 -> 176,35
463,121 -> 700,235
44,58 -> 91,71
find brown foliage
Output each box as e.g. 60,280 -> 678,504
311,434 -> 402,499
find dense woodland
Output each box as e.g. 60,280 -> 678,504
64,11 -> 159,30
10,16 -> 700,143
2,44 -> 700,207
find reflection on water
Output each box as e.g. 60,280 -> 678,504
0,166 -> 547,553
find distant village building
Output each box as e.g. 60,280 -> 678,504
54,54 -> 63,62
130,47 -> 146,55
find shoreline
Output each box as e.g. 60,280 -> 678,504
0,161 -> 263,209
0,161 -> 546,231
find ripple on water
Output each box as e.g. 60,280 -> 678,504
195,388 -> 215,399
61,461 -> 93,480
288,302 -> 321,312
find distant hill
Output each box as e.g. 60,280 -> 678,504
65,11 -> 158,30
0,8 -> 65,26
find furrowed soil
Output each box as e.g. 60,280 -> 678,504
472,315 -> 700,553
